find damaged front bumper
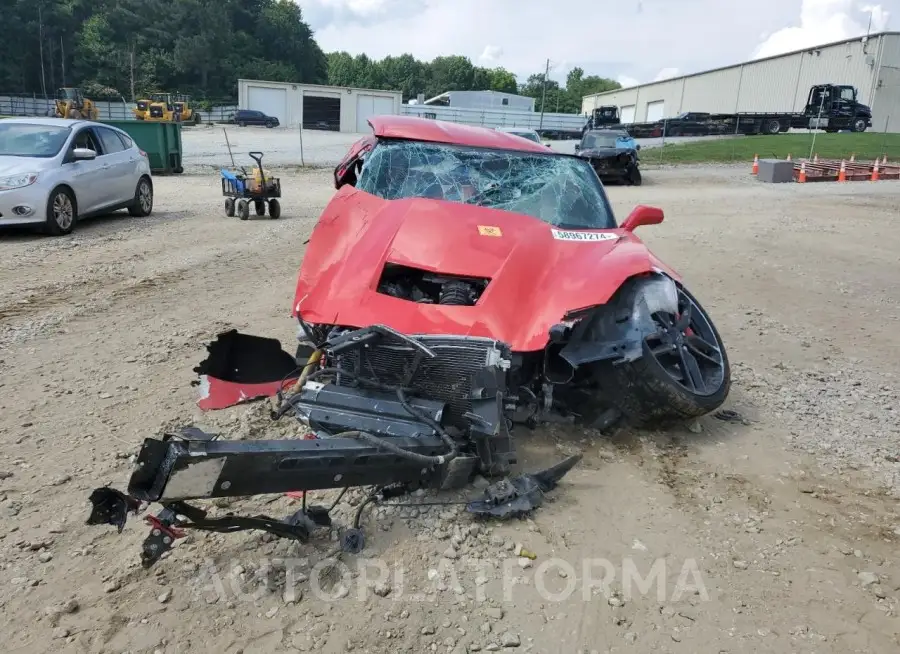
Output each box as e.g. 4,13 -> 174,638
87,324 -> 581,568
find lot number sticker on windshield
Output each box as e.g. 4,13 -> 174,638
551,229 -> 619,242
478,225 -> 503,237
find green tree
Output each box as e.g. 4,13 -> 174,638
427,55 -> 475,97
0,0 -> 326,100
487,68 -> 518,94
378,54 -> 427,100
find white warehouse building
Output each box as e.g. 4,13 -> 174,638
582,31 -> 900,132
238,79 -> 402,133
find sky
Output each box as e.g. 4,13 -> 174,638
299,0 -> 895,87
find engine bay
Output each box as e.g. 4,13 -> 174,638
377,263 -> 490,306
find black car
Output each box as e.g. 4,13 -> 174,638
228,109 -> 279,128
574,129 -> 642,186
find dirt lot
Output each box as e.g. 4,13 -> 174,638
177,124 -> 714,170
1,165 -> 899,654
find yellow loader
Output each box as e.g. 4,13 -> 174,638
54,88 -> 100,120
133,92 -> 201,124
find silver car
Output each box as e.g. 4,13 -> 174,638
495,126 -> 542,144
0,117 -> 153,235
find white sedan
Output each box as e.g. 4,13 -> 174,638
0,117 -> 153,236
495,127 -> 552,148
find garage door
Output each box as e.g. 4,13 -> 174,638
355,94 -> 396,132
247,86 -> 287,126
620,105 -> 636,123
646,100 -> 665,122
303,95 -> 341,131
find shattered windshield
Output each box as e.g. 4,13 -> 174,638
356,139 -> 615,230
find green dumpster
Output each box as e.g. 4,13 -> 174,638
101,120 -> 184,174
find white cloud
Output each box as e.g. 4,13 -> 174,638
309,0 -> 392,14
616,75 -> 641,88
614,67 -> 678,88
753,0 -> 890,59
653,67 -> 680,81
479,45 -> 503,62
299,0 -> 899,86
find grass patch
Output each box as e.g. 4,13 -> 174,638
653,132 -> 900,164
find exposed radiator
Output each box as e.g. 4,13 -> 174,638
334,335 -> 510,428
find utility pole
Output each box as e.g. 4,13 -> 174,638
130,47 -> 136,102
38,5 -> 47,98
60,36 -> 66,87
538,58 -> 549,130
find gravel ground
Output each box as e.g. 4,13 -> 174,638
1,164 -> 899,654
180,124 -> 720,170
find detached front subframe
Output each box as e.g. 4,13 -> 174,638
86,325 -> 580,568
88,426 -> 579,568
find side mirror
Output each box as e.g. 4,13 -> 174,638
636,144 -> 641,151
73,147 -> 97,160
621,205 -> 664,232
574,144 -> 581,152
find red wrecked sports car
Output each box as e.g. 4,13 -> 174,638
84,117 -> 731,566
196,116 -> 730,469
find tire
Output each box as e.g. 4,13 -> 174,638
44,187 -> 77,236
595,283 -> 730,426
268,199 -> 281,219
852,118 -> 867,133
238,121 -> 246,128
765,119 -> 782,135
254,200 -> 266,216
193,113 -> 202,125
127,176 -> 154,217
237,199 -> 250,220
629,167 -> 642,186
225,198 -> 235,217
266,121 -> 275,129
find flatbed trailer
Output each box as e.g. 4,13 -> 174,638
595,83 -> 873,139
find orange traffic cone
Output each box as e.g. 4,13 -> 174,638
871,160 -> 880,182
786,153 -> 792,161
798,161 -> 807,183
838,159 -> 847,182
751,154 -> 758,175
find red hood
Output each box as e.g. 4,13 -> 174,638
294,186 -> 678,351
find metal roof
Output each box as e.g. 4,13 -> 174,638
367,115 -> 552,153
584,30 -> 900,99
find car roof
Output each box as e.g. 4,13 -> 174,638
496,127 -> 537,133
0,116 -> 87,128
368,116 -> 551,153
586,129 -> 628,136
